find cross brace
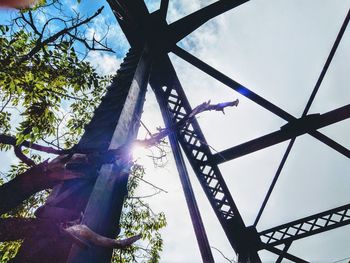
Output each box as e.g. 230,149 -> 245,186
259,203 -> 350,247
150,55 -> 261,262
212,104 -> 350,164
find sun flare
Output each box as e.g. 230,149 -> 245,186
131,144 -> 149,161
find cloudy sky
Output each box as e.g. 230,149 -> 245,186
1,0 -> 350,262
134,1 -> 350,262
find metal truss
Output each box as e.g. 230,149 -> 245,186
150,55 -> 260,261
101,1 -> 350,262
259,203 -> 350,247
211,104 -> 350,164
15,1 -> 350,262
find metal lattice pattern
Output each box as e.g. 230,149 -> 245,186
259,203 -> 350,247
159,81 -> 242,223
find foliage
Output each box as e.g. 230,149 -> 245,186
0,3 -> 109,147
113,164 -> 166,263
0,155 -> 48,262
0,1 -> 166,262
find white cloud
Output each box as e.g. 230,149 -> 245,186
86,51 -> 121,76
137,1 -> 350,262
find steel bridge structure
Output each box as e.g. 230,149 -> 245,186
14,1 -> 350,262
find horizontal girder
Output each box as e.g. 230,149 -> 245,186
171,45 -> 350,159
212,104 -> 350,164
259,203 -> 350,247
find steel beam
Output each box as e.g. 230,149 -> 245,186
67,48 -> 151,263
168,0 -> 249,44
155,86 -> 214,262
259,203 -> 350,247
150,55 -> 261,262
171,45 -> 350,159
265,246 -> 309,263
212,104 -> 350,164
106,0 -> 149,46
14,48 -> 151,263
275,242 -> 292,263
159,0 -> 169,20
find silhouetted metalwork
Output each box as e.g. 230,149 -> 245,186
16,1 -> 350,263
259,203 -> 350,247
153,75 -> 214,262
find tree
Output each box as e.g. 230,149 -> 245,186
0,1 -> 166,262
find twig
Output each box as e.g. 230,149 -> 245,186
128,190 -> 163,199
133,99 -> 239,149
18,7 -> 105,63
0,95 -> 12,113
134,175 -> 168,193
211,246 -> 236,263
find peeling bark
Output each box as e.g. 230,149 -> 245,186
64,224 -> 142,249
0,218 -> 141,251
0,155 -> 85,215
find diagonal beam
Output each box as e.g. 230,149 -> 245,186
259,203 -> 350,247
172,45 -> 292,120
159,0 -> 169,20
106,0 -> 149,46
275,242 -> 292,263
302,7 -> 350,116
254,8 -> 350,227
171,45 -> 350,159
212,104 -> 350,164
155,87 -> 215,262
265,246 -> 309,263
150,55 -> 261,262
168,0 -> 249,44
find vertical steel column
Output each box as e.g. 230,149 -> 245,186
13,48 -> 150,263
154,86 -> 215,263
67,47 -> 151,263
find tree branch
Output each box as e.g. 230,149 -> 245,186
0,155 -> 84,215
0,99 -> 238,213
64,224 -> 141,249
14,145 -> 36,167
0,133 -> 67,154
211,246 -> 236,263
18,6 -> 105,63
134,99 -> 239,148
0,218 -> 141,251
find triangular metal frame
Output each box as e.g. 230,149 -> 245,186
15,1 -> 350,263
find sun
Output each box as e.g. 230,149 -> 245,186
131,144 -> 149,162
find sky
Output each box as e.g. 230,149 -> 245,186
1,0 -> 350,262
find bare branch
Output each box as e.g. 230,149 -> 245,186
0,133 -> 67,154
0,94 -> 12,113
133,175 -> 168,194
129,190 -> 163,199
67,32 -> 115,53
211,246 -> 236,263
134,99 -> 239,148
18,6 -> 105,63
